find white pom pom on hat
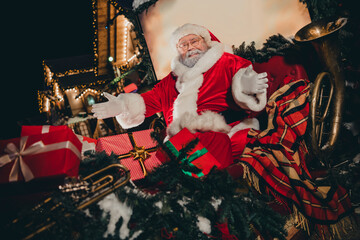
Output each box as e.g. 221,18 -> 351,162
170,23 -> 220,49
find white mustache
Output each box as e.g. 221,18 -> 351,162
181,49 -> 206,68
186,49 -> 203,58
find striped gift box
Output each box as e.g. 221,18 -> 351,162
95,129 -> 161,181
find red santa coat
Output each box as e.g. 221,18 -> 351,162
141,53 -> 251,126
116,41 -> 267,169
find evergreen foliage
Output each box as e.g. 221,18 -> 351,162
299,0 -> 340,21
232,34 -> 295,63
4,137 -> 287,240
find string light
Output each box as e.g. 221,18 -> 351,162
37,91 -> 45,113
126,54 -> 137,63
64,88 -> 83,102
39,1 -> 148,114
65,88 -> 79,92
122,19 -> 130,63
43,62 -> 54,86
56,68 -> 94,78
92,0 -> 98,76
44,97 -> 50,112
53,83 -> 64,101
75,88 -> 99,100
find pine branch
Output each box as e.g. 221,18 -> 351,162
233,34 -> 295,63
4,145 -> 287,240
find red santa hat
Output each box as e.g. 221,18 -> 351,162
171,23 -> 220,49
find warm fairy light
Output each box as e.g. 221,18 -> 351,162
92,0 -> 98,76
43,64 -> 53,86
56,68 -> 94,78
122,19 -> 130,62
54,83 -> 64,101
64,88 -> 81,101
44,97 -> 50,112
127,50 -> 141,64
48,71 -> 53,82
75,88 -> 99,100
126,54 -> 137,63
65,88 -> 78,92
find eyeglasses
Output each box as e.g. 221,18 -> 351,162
177,37 -> 203,50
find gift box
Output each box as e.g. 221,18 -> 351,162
21,125 -> 97,159
159,128 -> 222,178
0,126 -> 82,183
21,125 -> 69,136
96,129 -> 161,181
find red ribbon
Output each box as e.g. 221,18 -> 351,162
160,228 -> 175,239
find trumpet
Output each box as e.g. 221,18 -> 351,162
294,17 -> 348,162
8,163 -> 130,240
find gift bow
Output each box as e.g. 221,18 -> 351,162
129,146 -> 150,177
164,140 -> 208,178
117,132 -> 157,177
0,136 -> 81,182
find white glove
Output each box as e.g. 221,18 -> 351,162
91,92 -> 125,119
241,67 -> 268,95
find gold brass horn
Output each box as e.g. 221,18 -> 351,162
9,163 -> 130,240
294,17 -> 348,160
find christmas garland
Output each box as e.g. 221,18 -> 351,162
5,135 -> 287,240
298,0 -> 340,21
232,34 -> 296,63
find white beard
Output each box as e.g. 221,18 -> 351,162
180,49 -> 206,68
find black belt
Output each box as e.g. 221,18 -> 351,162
220,109 -> 247,124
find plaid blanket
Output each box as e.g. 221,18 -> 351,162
237,79 -> 353,226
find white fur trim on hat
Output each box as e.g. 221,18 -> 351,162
115,93 -> 146,129
171,23 -> 212,49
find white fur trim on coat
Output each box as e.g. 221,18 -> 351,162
115,93 -> 146,129
232,66 -> 267,112
168,42 -> 227,137
228,118 -> 260,138
167,111 -> 231,137
171,41 -> 224,91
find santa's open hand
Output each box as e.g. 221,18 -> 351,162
241,67 -> 268,95
91,92 -> 125,119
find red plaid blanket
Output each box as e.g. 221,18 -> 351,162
237,79 -> 352,226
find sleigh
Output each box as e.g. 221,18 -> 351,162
2,0 -> 355,236
147,19 -> 353,238
218,18 -> 353,239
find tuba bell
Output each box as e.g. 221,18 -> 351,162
294,17 -> 348,163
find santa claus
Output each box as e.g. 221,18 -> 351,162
92,23 -> 268,169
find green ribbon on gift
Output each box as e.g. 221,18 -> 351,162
164,141 -> 207,178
